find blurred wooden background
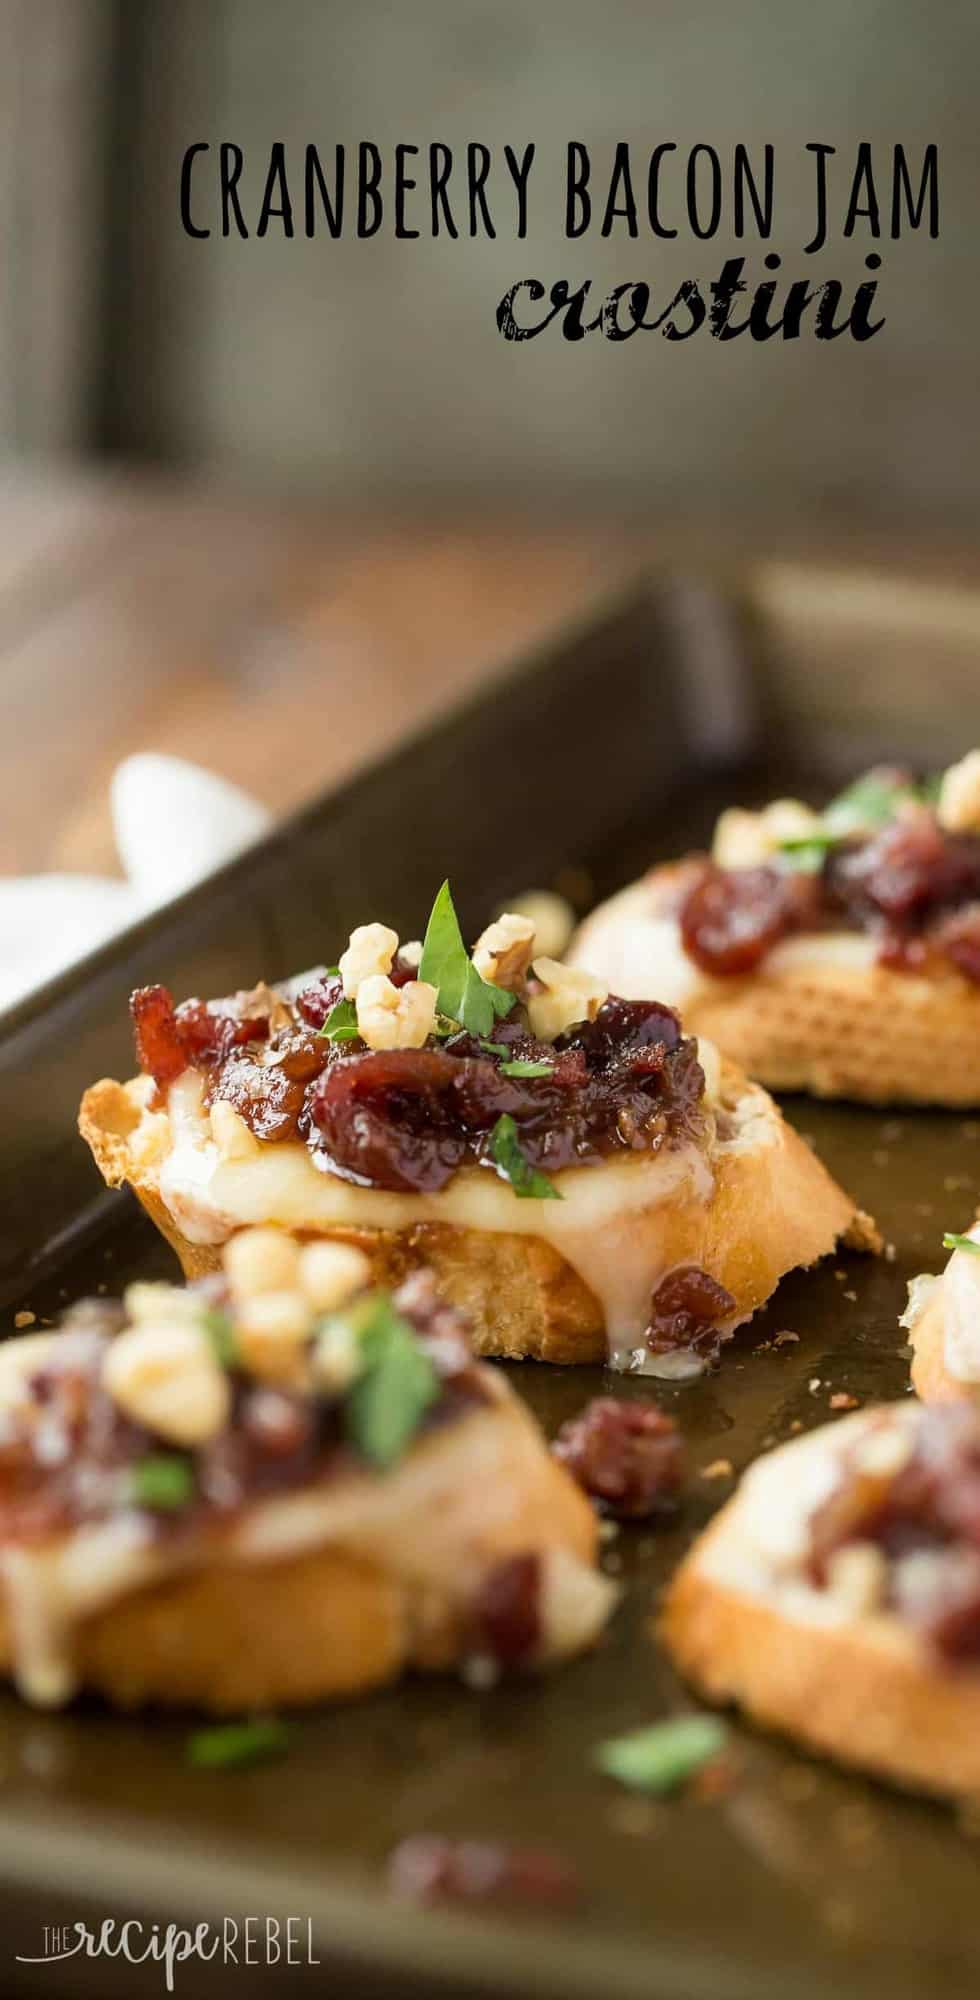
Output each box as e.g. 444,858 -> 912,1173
3,470 -> 979,880
4,1 -> 979,530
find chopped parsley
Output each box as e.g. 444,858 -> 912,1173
479,1040 -> 554,1079
319,995 -> 360,1042
594,1716 -> 728,1794
943,1232 -> 980,1258
489,1114 -> 562,1200
187,1718 -> 291,1770
419,881 -> 516,1039
344,1294 -> 440,1468
778,769 -> 940,868
200,1306 -> 238,1368
128,1454 -> 195,1512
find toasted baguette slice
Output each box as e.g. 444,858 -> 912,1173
572,872 -> 980,1107
662,1406 -> 980,1798
907,1223 -> 980,1403
0,1328 -> 611,1713
80,1057 -> 876,1370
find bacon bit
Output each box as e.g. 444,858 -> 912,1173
689,1753 -> 739,1802
829,1392 -> 860,1411
474,1553 -> 541,1667
700,1458 -> 733,1480
387,1834 -> 582,1910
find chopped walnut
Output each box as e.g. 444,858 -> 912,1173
209,1099 -> 261,1162
339,922 -> 399,999
502,890 -> 575,962
938,750 -> 980,834
297,1241 -> 371,1312
225,1227 -> 301,1301
356,974 -> 438,1051
712,799 -> 821,869
527,958 -> 608,1041
103,1322 -> 230,1446
472,913 -> 536,990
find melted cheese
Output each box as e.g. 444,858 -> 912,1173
943,1227 -> 980,1382
573,890 -> 878,1010
158,1087 -> 716,1369
0,1380 -> 614,1705
699,1406 -> 920,1622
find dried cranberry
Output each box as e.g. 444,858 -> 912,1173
553,1396 -> 685,1518
388,1834 -> 581,1909
938,905 -> 980,984
474,1552 -> 541,1667
311,1047 -> 469,1192
646,1265 -> 736,1358
678,864 -> 801,976
294,972 -> 344,1028
825,810 -> 980,926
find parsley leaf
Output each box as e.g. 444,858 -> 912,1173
478,1039 -> 554,1078
319,995 -> 360,1042
943,1232 -> 980,1258
200,1306 -> 238,1368
344,1294 -> 440,1468
489,1114 -> 562,1200
778,836 -> 833,874
187,1719 -> 291,1770
419,881 -> 516,1038
128,1454 -> 195,1512
594,1716 -> 728,1794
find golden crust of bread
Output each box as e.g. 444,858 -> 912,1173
79,1068 -> 875,1365
662,1476 -> 980,1799
573,871 -> 980,1107
0,1394 -> 602,1712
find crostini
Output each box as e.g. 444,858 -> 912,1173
662,1400 -> 980,1797
905,1220 -> 980,1404
571,757 -> 980,1105
80,883 -> 875,1377
0,1239 -> 613,1711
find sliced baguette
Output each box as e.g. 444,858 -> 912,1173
0,1341 -> 609,1712
79,1059 -> 877,1367
573,872 -> 980,1107
662,1410 -> 980,1798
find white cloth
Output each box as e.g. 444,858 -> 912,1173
0,755 -> 271,1014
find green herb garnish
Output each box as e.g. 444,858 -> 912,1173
594,1716 -> 728,1794
489,1114 -> 562,1200
479,1039 -> 554,1079
344,1294 -> 440,1468
943,1232 -> 980,1258
419,881 -> 516,1039
319,995 -> 360,1042
778,768 -> 940,868
200,1306 -> 238,1368
186,1718 -> 291,1770
128,1454 -> 195,1512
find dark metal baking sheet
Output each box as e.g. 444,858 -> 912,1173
1,583 -> 978,2000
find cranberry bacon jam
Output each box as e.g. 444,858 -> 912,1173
0,1236 -> 613,1711
571,755 -> 980,1105
905,1221 -> 980,1405
663,1401 -> 980,1796
80,882 -> 872,1375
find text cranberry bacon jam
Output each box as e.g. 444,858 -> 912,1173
0,1241 -> 615,1706
678,756 -> 980,981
